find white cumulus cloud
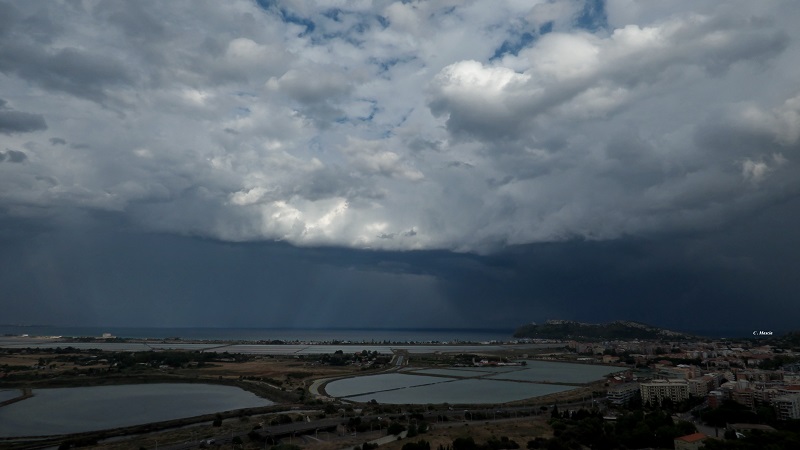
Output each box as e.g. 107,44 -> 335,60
0,0 -> 799,253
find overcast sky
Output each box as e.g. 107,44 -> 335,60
1,0 -> 799,336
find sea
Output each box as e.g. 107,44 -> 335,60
0,326 -> 516,343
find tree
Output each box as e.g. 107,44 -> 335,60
453,437 -> 478,450
402,441 -> 431,450
527,438 -> 547,449
387,422 -> 406,436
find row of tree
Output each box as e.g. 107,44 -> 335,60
542,407 -> 696,450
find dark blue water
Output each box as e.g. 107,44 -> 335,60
0,326 -> 514,343
0,384 -> 272,437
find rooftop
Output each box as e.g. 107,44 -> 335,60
675,433 -> 707,443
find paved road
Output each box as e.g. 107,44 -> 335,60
160,417 -> 344,450
339,430 -> 408,450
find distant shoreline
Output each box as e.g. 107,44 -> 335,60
0,326 -> 520,346
0,338 -> 566,356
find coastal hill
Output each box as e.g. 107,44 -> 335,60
513,319 -> 693,341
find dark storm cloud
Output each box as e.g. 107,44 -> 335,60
0,45 -> 133,105
0,149 -> 27,163
0,1 -> 799,333
0,110 -> 46,134
0,1 -> 19,36
0,2 -> 133,105
0,214 -> 449,328
0,99 -> 47,134
1,198 -> 798,335
96,1 -> 166,42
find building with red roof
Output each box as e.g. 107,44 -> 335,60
673,432 -> 707,450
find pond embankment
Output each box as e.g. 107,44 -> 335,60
0,388 -> 32,408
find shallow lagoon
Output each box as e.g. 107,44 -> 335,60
0,389 -> 19,403
326,360 -> 619,404
486,360 -> 620,384
0,383 -> 273,437
410,368 -> 489,378
325,373 -> 447,398
346,378 -> 575,404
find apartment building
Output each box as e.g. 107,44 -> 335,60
607,382 -> 640,406
639,379 -> 689,405
773,394 -> 800,421
688,376 -> 715,397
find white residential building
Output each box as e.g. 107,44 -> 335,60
640,379 -> 689,405
688,376 -> 713,397
608,382 -> 639,406
773,394 -> 800,421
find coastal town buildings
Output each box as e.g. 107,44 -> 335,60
607,382 -> 639,406
639,379 -> 689,405
773,394 -> 800,420
674,432 -> 707,450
